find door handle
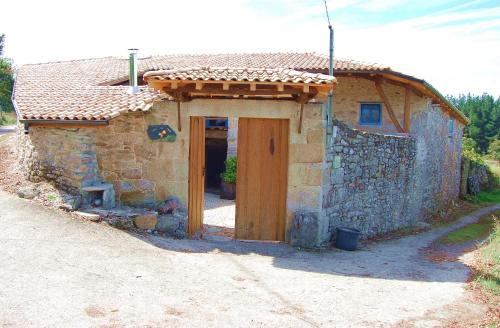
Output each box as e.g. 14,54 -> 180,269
269,138 -> 275,155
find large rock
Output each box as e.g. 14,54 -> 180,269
73,211 -> 101,222
289,211 -> 320,248
155,210 -> 187,238
157,196 -> 185,215
133,212 -> 158,230
16,186 -> 39,199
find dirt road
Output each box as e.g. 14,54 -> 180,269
0,189 -> 497,327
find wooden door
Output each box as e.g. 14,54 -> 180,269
235,118 -> 289,241
188,116 -> 205,236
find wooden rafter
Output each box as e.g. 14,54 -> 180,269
161,82 -> 319,103
374,81 -> 404,133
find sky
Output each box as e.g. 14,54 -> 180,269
0,0 -> 499,96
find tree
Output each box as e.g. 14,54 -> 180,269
0,33 -> 5,56
448,93 -> 500,153
0,33 -> 14,115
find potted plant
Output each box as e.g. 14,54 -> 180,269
220,156 -> 237,200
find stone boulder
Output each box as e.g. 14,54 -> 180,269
290,211 -> 319,248
133,212 -> 158,230
16,186 -> 39,199
155,210 -> 187,238
157,196 -> 184,215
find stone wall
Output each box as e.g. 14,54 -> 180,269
18,126 -> 100,194
320,103 -> 464,245
410,104 -> 463,216
322,120 -> 417,242
19,99 -> 326,241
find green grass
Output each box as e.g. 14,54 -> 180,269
475,189 -> 500,204
440,214 -> 496,244
47,194 -> 57,202
473,211 -> 500,295
0,111 -> 16,126
486,160 -> 500,188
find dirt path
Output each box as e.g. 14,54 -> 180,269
0,189 -> 498,327
0,125 -> 16,136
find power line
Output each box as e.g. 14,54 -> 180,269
323,0 -> 331,27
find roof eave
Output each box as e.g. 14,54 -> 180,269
335,69 -> 469,125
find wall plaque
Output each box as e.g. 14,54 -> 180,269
147,125 -> 176,142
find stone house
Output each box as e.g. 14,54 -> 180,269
12,52 -> 468,247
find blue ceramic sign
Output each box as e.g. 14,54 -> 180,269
147,125 -> 176,142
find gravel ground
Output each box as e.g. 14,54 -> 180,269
0,189 -> 497,327
203,192 -> 235,228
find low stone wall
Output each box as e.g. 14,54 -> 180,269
322,120 -> 417,240
18,125 -> 100,195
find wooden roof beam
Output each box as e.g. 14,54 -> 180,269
374,81 -> 405,133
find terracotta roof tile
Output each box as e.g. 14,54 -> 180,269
13,53 -> 387,121
143,67 -> 337,85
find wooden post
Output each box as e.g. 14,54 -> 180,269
177,101 -> 182,132
374,81 -> 404,133
404,87 -> 411,133
298,102 -> 304,134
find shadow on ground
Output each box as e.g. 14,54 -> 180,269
123,205 -> 500,284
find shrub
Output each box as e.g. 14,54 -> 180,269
462,137 -> 484,164
487,139 -> 500,161
220,156 -> 237,184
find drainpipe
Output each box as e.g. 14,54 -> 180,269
127,48 -> 139,94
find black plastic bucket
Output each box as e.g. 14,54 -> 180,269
335,227 -> 362,251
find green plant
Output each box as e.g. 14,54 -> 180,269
472,211 -> 500,296
487,139 -> 500,161
220,156 -> 237,184
462,137 -> 484,163
47,194 -> 57,202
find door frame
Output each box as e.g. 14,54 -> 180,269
187,116 -> 205,236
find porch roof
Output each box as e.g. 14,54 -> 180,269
143,67 -> 336,103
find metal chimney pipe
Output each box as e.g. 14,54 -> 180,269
127,48 -> 139,94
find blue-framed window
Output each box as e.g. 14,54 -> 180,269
448,118 -> 454,138
205,118 -> 228,129
359,103 -> 382,125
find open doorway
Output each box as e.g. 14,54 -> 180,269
203,117 -> 235,240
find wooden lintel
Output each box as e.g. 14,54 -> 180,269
195,82 -> 203,90
222,82 -> 230,91
404,86 -> 411,133
277,83 -> 284,92
374,82 -> 404,133
250,83 -> 256,91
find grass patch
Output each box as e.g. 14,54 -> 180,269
474,189 -> 500,204
47,194 -> 57,202
472,211 -> 500,296
486,160 -> 500,188
440,213 -> 496,244
0,111 -> 17,126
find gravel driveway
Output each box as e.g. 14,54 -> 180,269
0,189 -> 497,327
